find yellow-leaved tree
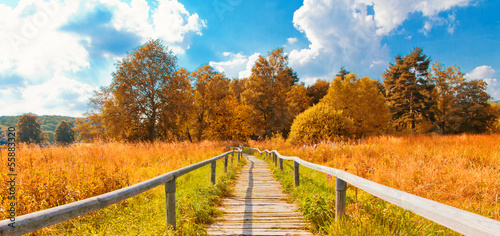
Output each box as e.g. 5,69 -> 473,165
88,39 -> 192,141
288,103 -> 355,144
321,73 -> 391,137
241,48 -> 299,138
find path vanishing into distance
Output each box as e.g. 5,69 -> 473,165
207,154 -> 314,236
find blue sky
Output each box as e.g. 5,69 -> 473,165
0,0 -> 499,117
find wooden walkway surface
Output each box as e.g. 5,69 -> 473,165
207,154 -> 313,236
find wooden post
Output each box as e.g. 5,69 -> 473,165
336,178 -> 347,222
224,154 -> 228,172
238,151 -> 241,162
294,161 -> 299,187
274,153 -> 278,167
211,161 -> 216,184
279,157 -> 283,171
165,179 -> 176,230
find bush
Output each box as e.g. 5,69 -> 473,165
288,103 -> 355,144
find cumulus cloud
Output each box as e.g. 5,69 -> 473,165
466,65 -> 499,99
288,0 -> 389,84
287,37 -> 298,44
209,52 -> 261,79
285,0 -> 473,84
0,0 -> 206,116
0,74 -> 95,116
0,0 -> 89,79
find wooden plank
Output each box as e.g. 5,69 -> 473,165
207,154 -> 313,236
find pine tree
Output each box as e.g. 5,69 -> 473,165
336,66 -> 350,81
383,48 -> 435,132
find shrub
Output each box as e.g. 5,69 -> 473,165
288,103 -> 355,144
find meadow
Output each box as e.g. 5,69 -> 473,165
1,134 -> 499,235
0,141 -> 242,235
250,134 -> 500,235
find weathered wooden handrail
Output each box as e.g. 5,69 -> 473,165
245,147 -> 500,236
0,149 -> 242,236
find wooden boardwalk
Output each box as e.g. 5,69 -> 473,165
207,154 -> 313,236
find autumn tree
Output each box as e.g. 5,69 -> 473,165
306,79 -> 330,105
229,78 -> 247,102
450,80 -> 498,133
91,39 -> 191,141
322,73 -> 391,137
336,66 -> 350,81
54,120 -> 75,145
286,84 -> 312,118
17,113 -> 43,144
430,61 -> 465,134
383,48 -> 435,132
288,103 -> 355,144
241,48 -> 298,138
73,115 -> 105,142
191,65 -> 233,141
191,65 -> 252,141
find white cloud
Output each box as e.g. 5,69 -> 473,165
0,0 -> 88,79
288,0 -> 390,84
103,0 -> 206,54
209,52 -> 261,79
0,0 -> 206,116
466,65 -> 496,80
283,0 -> 473,84
287,37 -> 298,44
0,74 -> 95,116
466,65 -> 499,100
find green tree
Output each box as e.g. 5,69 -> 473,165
55,121 -> 75,144
0,126 -> 7,145
322,73 -> 391,137
306,79 -> 330,105
17,113 -> 43,144
383,48 -> 435,132
241,48 -> 298,138
288,103 -> 355,144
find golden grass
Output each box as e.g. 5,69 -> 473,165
0,141 -> 228,219
250,134 -> 500,220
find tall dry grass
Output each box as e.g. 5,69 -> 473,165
251,134 -> 500,220
0,141 -> 227,219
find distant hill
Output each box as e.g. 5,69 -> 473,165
0,115 -> 79,144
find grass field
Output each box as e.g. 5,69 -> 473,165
250,134 -> 500,235
0,141 -> 243,235
2,135 -> 498,235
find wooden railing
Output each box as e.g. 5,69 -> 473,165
245,147 -> 500,236
0,148 -> 243,236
